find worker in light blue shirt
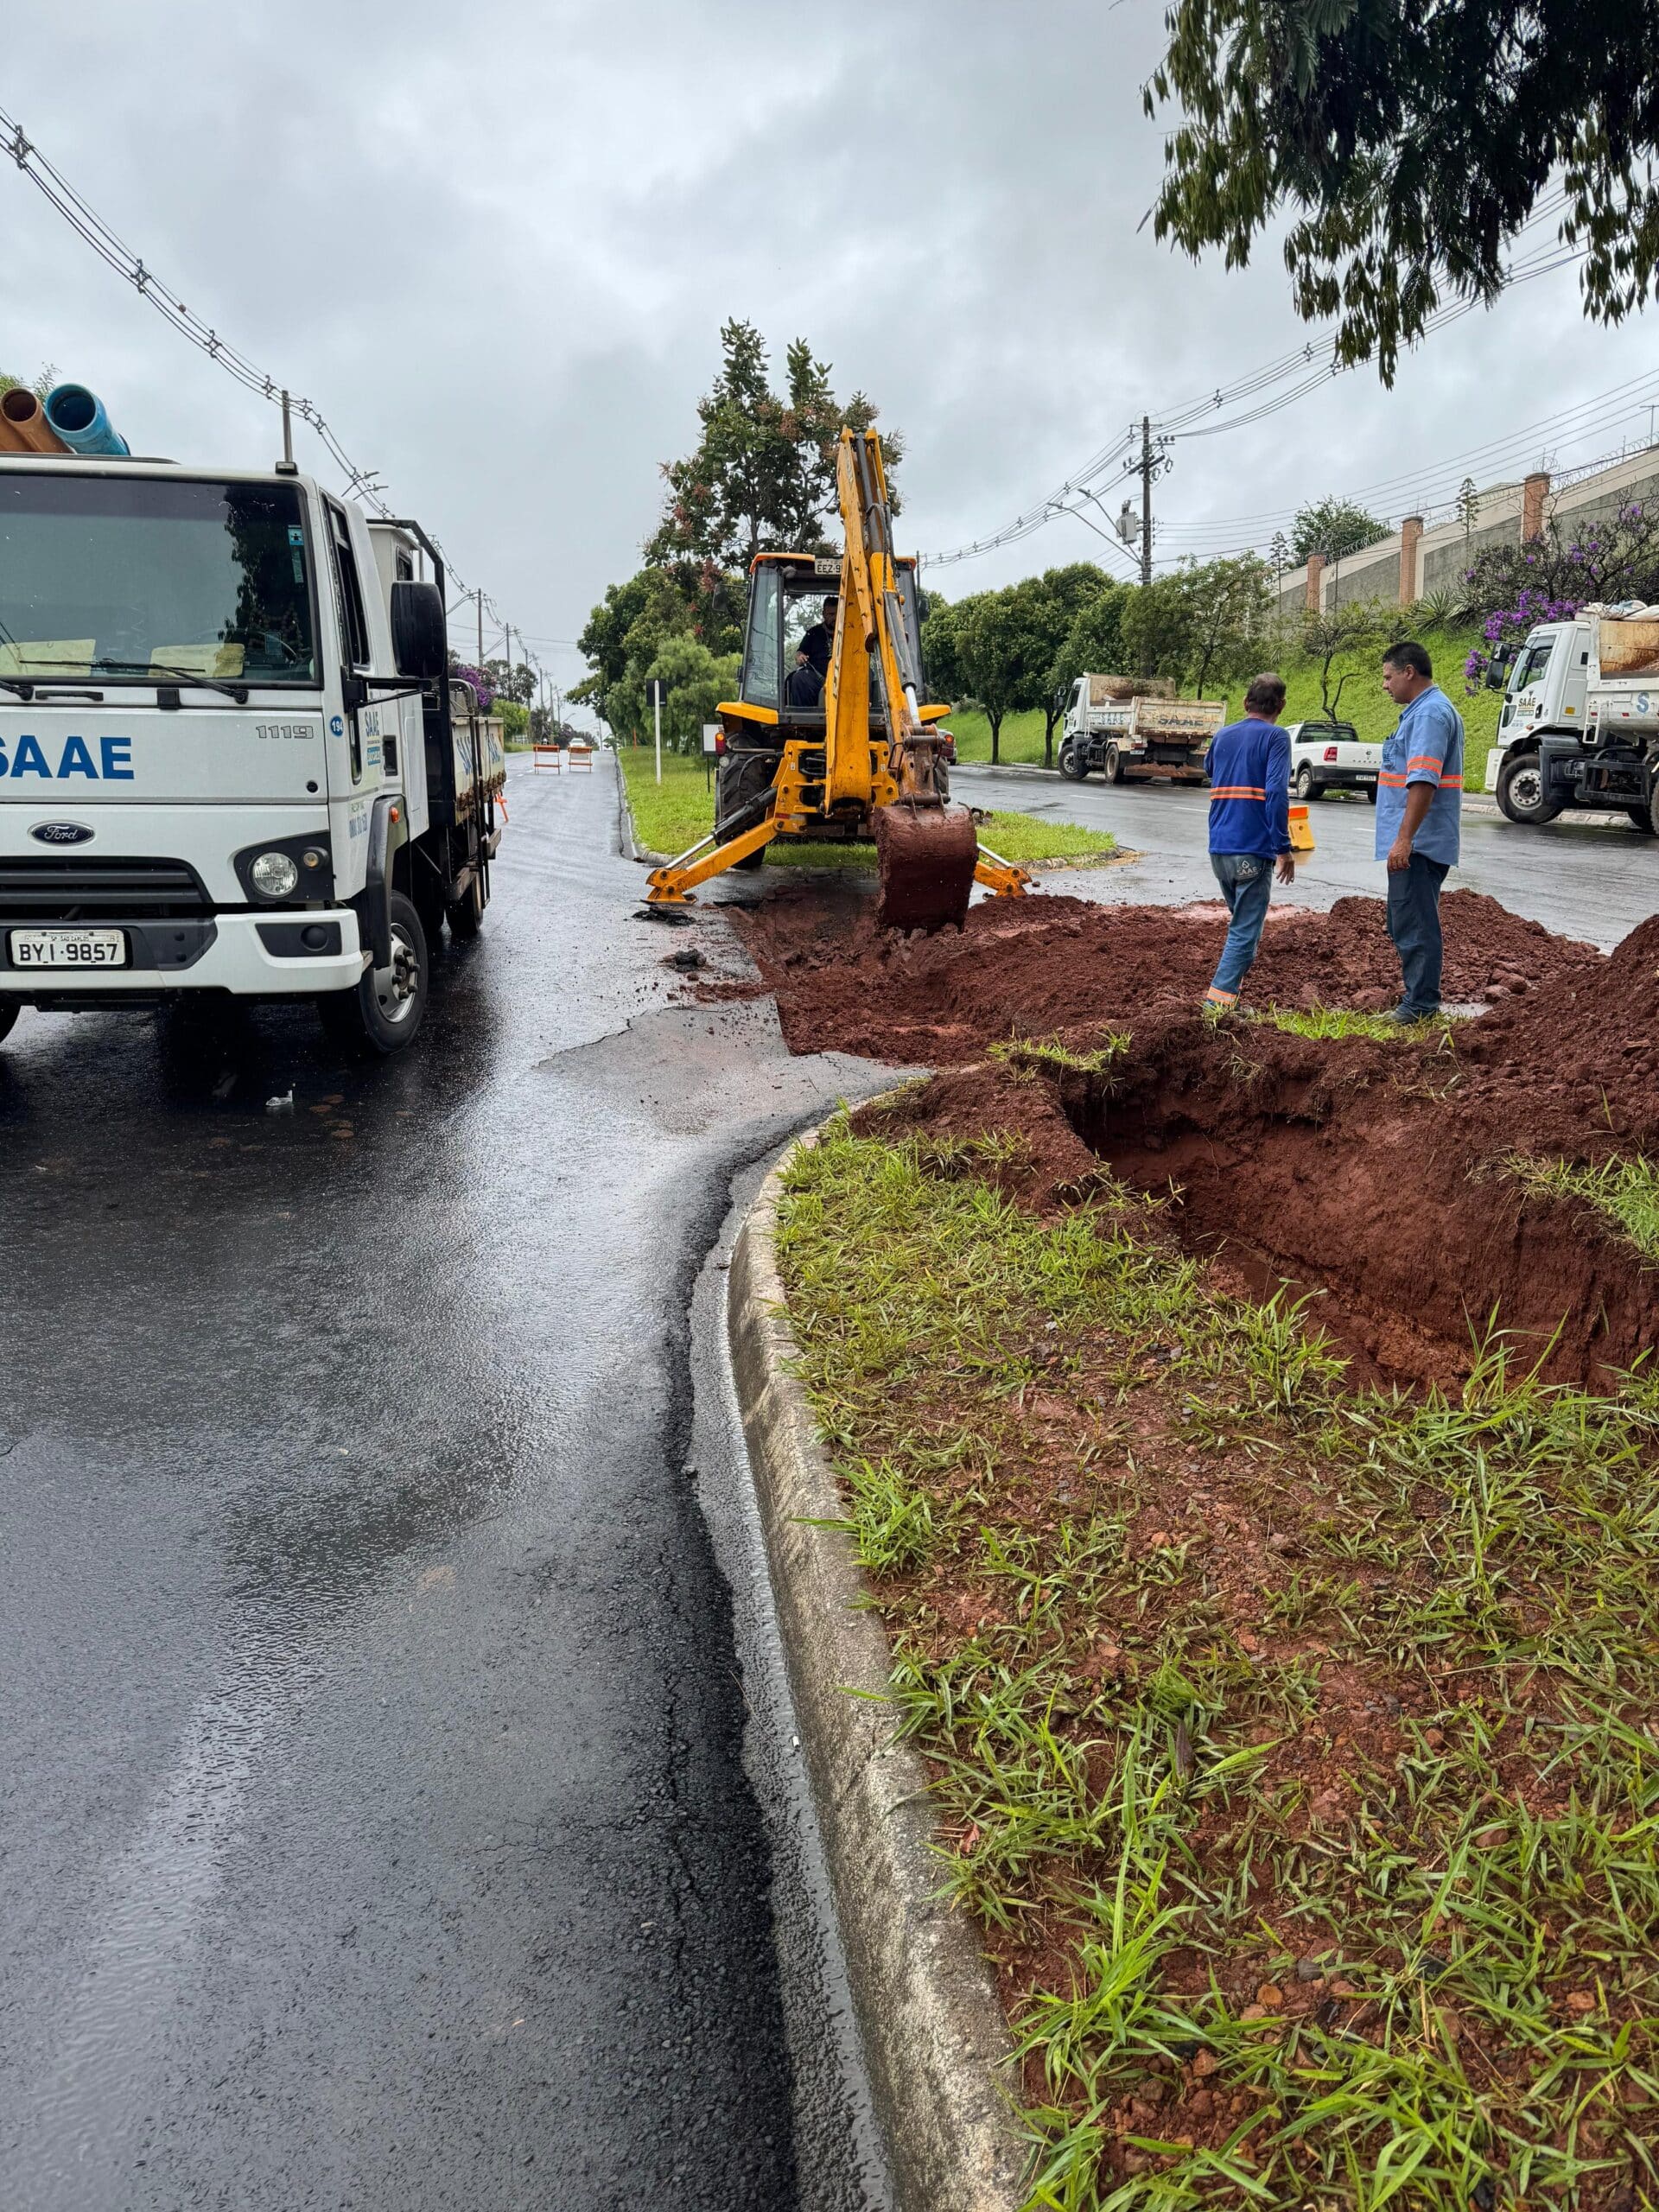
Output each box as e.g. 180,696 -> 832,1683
1376,640 -> 1463,1021
1202,671 -> 1294,1013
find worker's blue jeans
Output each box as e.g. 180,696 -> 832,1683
1206,852 -> 1274,1003
1387,853 -> 1449,1017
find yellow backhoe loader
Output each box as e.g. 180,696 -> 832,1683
643,429 -> 1030,932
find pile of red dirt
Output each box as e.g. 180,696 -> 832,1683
729,883 -> 1659,1388
722,885 -> 1598,1064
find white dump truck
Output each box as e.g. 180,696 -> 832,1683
0,422 -> 503,1052
1484,606 -> 1659,831
1058,673 -> 1224,785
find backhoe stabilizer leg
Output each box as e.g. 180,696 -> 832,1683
645,812 -> 780,906
974,844 -> 1031,898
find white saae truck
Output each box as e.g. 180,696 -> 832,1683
1058,673 -> 1224,785
0,447 -> 503,1052
1484,606 -> 1659,832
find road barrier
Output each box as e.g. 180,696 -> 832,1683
533,744 -> 563,772
568,745 -> 594,773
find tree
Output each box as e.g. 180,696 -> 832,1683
646,320 -> 902,570
1456,478 -> 1482,545
1047,588 -> 1129,745
1119,574 -> 1197,684
1011,565 -> 1118,766
1268,530 -> 1290,584
448,658 -> 496,709
1300,601 -> 1386,720
0,365 -> 55,398
1183,553 -> 1273,696
643,633 -> 741,755
1461,495 -> 1659,685
1291,498 -> 1389,564
575,567 -> 705,743
1148,0 -> 1659,382
919,592 -> 964,704
956,589 -> 1050,764
482,658 -> 536,708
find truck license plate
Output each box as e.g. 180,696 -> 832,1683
8,929 -> 128,969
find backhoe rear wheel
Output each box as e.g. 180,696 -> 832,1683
717,752 -> 780,870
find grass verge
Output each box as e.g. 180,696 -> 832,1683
1506,1154 -> 1659,1264
777,1114 -> 1659,2211
617,746 -> 1117,868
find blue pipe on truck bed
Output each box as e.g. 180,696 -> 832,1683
43,384 -> 130,457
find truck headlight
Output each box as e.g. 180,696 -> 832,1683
251,850 -> 301,899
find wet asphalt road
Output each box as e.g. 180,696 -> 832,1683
957,762 -> 1658,950
0,760 -> 896,2212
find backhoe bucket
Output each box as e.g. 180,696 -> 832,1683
874,802 -> 980,933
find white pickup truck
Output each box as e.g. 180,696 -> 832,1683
0,442 -> 503,1053
1484,610 -> 1659,830
1285,719 -> 1381,802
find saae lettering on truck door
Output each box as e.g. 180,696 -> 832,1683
0,734 -> 135,780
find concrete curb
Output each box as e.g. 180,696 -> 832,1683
729,1132 -> 1027,2212
613,757 -> 669,865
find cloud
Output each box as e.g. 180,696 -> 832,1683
3,0 -> 1653,710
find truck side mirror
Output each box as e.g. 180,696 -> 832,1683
391,580 -> 448,681
1484,644 -> 1513,690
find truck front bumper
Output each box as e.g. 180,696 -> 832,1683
0,907 -> 365,1004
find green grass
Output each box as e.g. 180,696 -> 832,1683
1507,1154 -> 1659,1262
616,744 -> 1116,868
942,623 -> 1501,793
777,1116 -> 1659,2212
1254,1007 -> 1463,1044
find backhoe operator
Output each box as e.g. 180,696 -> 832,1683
785,595 -> 838,709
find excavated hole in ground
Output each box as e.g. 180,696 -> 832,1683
1052,1046 -> 1658,1395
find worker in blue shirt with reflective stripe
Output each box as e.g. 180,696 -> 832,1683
1376,639 -> 1463,1022
1203,671 -> 1294,1014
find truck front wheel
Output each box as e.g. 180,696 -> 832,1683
1496,752 -> 1562,825
320,892 -> 429,1054
1058,739 -> 1090,782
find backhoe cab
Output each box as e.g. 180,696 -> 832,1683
644,429 -> 1028,931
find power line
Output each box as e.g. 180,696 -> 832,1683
0,101 -> 534,656
922,191 -> 1586,566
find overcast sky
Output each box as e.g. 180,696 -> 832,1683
5,0 -> 1656,718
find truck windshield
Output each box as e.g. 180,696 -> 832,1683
0,475 -> 317,686
1509,639 -> 1556,694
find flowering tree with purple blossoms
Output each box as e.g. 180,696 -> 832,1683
447,659 -> 497,710
1462,499 -> 1659,690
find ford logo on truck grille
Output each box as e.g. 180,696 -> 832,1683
29,822 -> 95,846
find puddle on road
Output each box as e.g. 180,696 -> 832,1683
537,1000 -> 899,1139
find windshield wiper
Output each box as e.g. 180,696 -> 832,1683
0,677 -> 35,700
94,659 -> 251,703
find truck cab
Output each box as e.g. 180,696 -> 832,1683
1485,621 -> 1593,822
0,454 -> 499,1052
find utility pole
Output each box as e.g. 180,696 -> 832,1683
1139,415 -> 1154,588
474,588 -> 485,670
